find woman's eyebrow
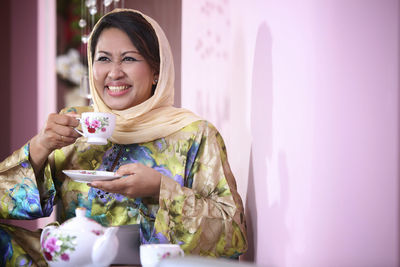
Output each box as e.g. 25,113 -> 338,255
122,51 -> 140,56
97,50 -> 111,55
96,50 -> 140,56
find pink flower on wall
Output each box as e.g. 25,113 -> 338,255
197,0 -> 230,61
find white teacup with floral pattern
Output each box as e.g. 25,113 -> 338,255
75,112 -> 116,145
140,244 -> 184,267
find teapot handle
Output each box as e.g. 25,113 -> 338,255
40,225 -> 57,245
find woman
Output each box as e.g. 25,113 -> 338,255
0,9 -> 247,266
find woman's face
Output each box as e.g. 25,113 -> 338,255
93,27 -> 156,110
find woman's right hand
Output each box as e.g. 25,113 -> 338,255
29,113 -> 81,174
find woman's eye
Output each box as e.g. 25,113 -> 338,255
123,57 -> 138,62
97,56 -> 110,62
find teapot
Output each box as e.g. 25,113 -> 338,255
40,207 -> 119,267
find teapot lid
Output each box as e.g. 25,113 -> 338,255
61,207 -> 104,233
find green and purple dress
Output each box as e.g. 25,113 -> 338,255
0,115 -> 247,266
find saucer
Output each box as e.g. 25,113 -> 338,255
62,170 -> 122,183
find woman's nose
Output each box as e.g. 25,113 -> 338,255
108,63 -> 125,79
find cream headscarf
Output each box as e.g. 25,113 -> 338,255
87,9 -> 201,144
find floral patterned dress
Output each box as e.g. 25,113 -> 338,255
0,117 -> 247,267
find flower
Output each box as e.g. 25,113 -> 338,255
44,252 -> 53,261
45,237 -> 60,253
69,62 -> 86,85
61,253 -> 70,261
42,233 -> 76,262
101,127 -> 106,132
92,230 -> 103,236
88,127 -> 96,133
56,48 -> 87,86
56,55 -> 71,80
161,252 -> 171,259
91,119 -> 101,129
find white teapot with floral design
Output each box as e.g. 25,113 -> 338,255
40,207 -> 119,267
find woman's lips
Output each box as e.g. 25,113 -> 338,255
106,85 -> 131,96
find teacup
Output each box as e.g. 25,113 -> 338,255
140,244 -> 184,267
75,112 -> 116,145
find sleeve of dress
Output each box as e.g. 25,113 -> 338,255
0,107 -> 91,221
0,143 -> 56,220
155,123 -> 248,258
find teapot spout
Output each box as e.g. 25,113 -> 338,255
104,226 -> 119,237
92,227 -> 119,267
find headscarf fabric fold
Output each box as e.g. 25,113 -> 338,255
87,8 -> 201,144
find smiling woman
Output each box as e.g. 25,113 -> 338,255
93,28 -> 156,110
90,11 -> 160,111
0,9 -> 247,266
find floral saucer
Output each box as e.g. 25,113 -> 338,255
62,170 -> 121,183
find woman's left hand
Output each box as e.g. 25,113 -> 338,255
89,163 -> 161,198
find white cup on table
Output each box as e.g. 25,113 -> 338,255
140,244 -> 184,267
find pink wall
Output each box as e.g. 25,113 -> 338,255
309,1 -> 398,265
182,0 -> 399,266
0,0 -> 57,231
37,0 -> 57,228
10,0 -> 38,151
0,0 -> 39,231
38,0 -> 57,131
0,0 -> 11,161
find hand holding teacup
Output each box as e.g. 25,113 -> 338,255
29,112 -> 81,175
33,113 -> 80,153
30,112 -> 115,175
